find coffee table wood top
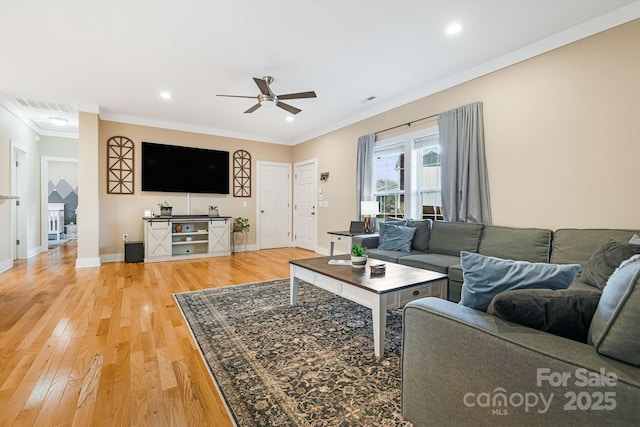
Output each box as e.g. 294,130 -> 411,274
289,255 -> 447,295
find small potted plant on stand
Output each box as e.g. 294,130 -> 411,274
232,217 -> 250,252
158,201 -> 173,217
351,244 -> 368,269
208,205 -> 219,217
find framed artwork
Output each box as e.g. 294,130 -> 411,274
107,136 -> 135,194
233,149 -> 251,197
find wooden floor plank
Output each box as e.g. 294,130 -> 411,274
0,241 -> 317,425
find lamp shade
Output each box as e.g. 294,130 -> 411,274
361,201 -> 379,216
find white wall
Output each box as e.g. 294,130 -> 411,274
0,105 -> 42,272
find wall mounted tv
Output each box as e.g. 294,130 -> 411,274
141,142 -> 230,194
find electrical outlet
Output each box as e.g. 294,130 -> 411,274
122,233 -> 128,241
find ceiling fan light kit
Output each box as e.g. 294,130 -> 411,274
217,75 -> 316,115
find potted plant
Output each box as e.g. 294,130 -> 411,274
208,205 -> 219,217
158,201 -> 172,217
233,217 -> 250,252
351,244 -> 368,269
233,217 -> 250,232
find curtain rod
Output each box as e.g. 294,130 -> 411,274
375,113 -> 439,136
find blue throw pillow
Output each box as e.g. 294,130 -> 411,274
459,251 -> 581,312
378,224 -> 416,252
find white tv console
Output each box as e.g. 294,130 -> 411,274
143,215 -> 231,262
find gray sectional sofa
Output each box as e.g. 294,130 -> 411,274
355,220 -> 639,302
356,220 -> 640,425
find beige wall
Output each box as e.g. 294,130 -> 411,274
295,19 -> 640,241
77,112 -> 101,266
97,120 -> 292,256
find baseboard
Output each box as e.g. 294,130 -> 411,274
28,246 -> 45,258
101,253 -> 124,263
75,257 -> 102,268
0,258 -> 13,274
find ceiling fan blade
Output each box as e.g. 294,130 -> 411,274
216,94 -> 256,99
276,101 -> 301,115
253,77 -> 271,96
277,91 -> 317,100
244,103 -> 261,113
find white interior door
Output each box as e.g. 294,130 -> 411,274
257,162 -> 291,249
294,159 -> 317,251
11,144 -> 27,260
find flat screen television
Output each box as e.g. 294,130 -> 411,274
141,142 -> 230,194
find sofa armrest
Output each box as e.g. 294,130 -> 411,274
352,234 -> 379,249
402,298 -> 640,426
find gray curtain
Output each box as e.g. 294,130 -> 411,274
439,102 -> 492,223
355,134 -> 375,217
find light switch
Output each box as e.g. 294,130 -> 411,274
324,201 -> 329,208
242,201 -> 247,207
319,194 -> 323,201
318,187 -> 323,194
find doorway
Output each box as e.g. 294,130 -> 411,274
256,161 -> 292,249
293,159 -> 317,251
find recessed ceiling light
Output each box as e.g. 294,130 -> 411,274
49,117 -> 68,126
446,22 -> 463,35
160,91 -> 172,99
286,116 -> 294,122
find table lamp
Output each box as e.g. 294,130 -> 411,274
361,201 -> 380,234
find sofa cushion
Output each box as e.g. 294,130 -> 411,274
398,253 -> 460,274
378,224 -> 416,252
428,221 -> 483,256
487,289 -> 601,343
581,241 -> 640,289
479,225 -> 552,263
367,248 -> 424,263
459,251 -> 580,312
589,254 -> 640,366
406,219 -> 431,252
550,228 -> 640,268
448,264 -> 464,283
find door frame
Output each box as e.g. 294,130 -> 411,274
10,141 -> 28,260
256,161 -> 292,250
293,158 -> 318,251
41,156 -> 78,250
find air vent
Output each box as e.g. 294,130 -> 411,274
15,97 -> 72,113
359,96 -> 377,104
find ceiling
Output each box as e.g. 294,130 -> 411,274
1,1 -> 638,145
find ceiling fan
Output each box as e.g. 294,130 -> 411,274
217,76 -> 317,115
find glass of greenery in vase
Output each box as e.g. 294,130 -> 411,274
158,201 -> 172,217
232,217 -> 250,252
208,205 -> 219,217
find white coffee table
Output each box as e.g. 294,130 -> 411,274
289,255 -> 447,357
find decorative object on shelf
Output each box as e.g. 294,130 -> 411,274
233,217 -> 250,252
351,244 -> 368,269
175,224 -> 182,233
361,200 -> 380,233
158,201 -> 173,216
106,136 -> 135,194
370,263 -> 386,275
233,150 -> 251,197
208,205 -> 220,217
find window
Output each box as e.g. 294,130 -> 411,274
372,128 -> 441,220
374,143 -> 405,219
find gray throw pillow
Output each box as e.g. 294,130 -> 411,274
588,254 -> 640,366
487,289 -> 601,343
406,219 -> 430,252
581,241 -> 640,289
378,218 -> 406,241
459,251 -> 580,312
378,224 -> 416,252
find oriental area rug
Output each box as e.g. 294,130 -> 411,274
174,278 -> 410,426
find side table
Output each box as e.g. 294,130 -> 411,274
327,231 -> 368,256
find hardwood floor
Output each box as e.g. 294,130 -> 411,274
0,241 -> 319,426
